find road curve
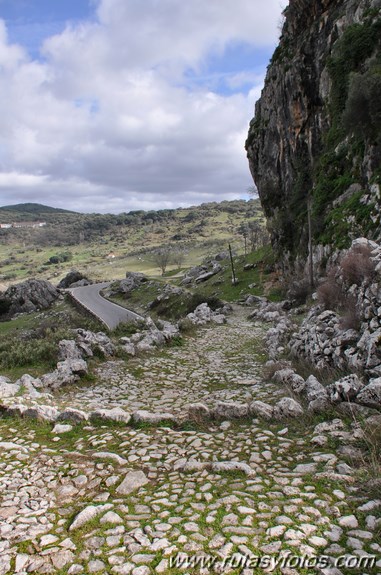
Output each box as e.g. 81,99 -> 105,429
69,282 -> 143,330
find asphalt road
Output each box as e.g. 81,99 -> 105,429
69,282 -> 143,330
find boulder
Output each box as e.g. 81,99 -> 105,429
195,271 -> 218,283
313,419 -> 345,435
249,400 -> 274,420
17,373 -> 43,389
41,365 -> 78,389
211,401 -> 249,419
336,402 -> 374,418
15,374 -> 43,398
211,461 -> 255,476
90,407 -> 131,424
356,378 -> 381,409
0,377 -> 20,398
120,341 -> 136,356
357,328 -> 381,373
327,374 -> 364,404
23,404 -> 59,422
118,272 -> 147,295
186,303 -> 226,326
3,403 -> 28,418
187,403 -> 211,420
57,271 -> 90,289
308,397 -> 332,413
174,459 -> 255,476
52,424 -> 73,434
273,397 -> 304,419
3,279 -> 59,316
131,410 -> 176,425
57,408 -> 88,424
58,340 -> 83,361
305,375 -> 328,403
273,368 -> 306,394
76,329 -> 116,356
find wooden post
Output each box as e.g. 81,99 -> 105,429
307,196 -> 314,289
229,243 -> 237,285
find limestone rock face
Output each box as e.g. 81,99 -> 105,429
245,0 -> 381,259
2,279 -> 59,316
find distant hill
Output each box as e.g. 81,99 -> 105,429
0,203 -> 77,215
0,198 -> 264,248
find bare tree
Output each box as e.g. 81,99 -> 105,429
153,247 -> 172,275
237,223 -> 249,256
172,247 -> 187,269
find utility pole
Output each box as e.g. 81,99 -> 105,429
228,243 -> 238,285
307,195 -> 314,289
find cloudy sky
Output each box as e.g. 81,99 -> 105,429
0,0 -> 286,213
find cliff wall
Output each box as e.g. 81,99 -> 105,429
246,0 -> 381,264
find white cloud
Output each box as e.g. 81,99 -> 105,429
0,0 -> 284,212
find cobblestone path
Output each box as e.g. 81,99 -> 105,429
0,307 -> 380,574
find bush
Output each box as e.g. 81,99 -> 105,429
317,271 -> 343,310
343,69 -> 381,142
339,296 -> 362,331
0,297 -> 12,316
287,279 -> 312,306
341,244 -> 376,286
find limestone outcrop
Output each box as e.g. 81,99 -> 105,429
246,0 -> 381,261
1,279 -> 59,317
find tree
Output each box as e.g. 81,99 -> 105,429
237,223 -> 249,255
172,247 -> 186,269
153,247 -> 172,275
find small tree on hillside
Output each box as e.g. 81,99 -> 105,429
173,247 -> 187,269
153,247 -> 172,275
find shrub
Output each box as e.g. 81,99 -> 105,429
287,279 -> 312,306
341,244 -> 375,286
316,270 -> 342,310
0,297 -> 12,316
339,295 -> 362,331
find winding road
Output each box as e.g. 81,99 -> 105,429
69,282 -> 143,330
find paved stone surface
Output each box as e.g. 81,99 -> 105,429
0,306 -> 380,574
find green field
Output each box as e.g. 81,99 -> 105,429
0,199 -> 266,288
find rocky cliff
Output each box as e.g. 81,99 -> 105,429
246,0 -> 381,264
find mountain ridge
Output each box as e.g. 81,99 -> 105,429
0,203 -> 77,216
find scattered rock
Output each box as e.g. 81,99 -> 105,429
356,378 -> 381,409
52,424 -> 73,434
23,404 -> 59,422
249,400 -> 274,420
187,403 -> 211,420
57,408 -> 88,424
328,374 -> 365,404
131,410 -> 176,425
211,401 -> 249,419
273,397 -> 304,418
90,407 -> 131,424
